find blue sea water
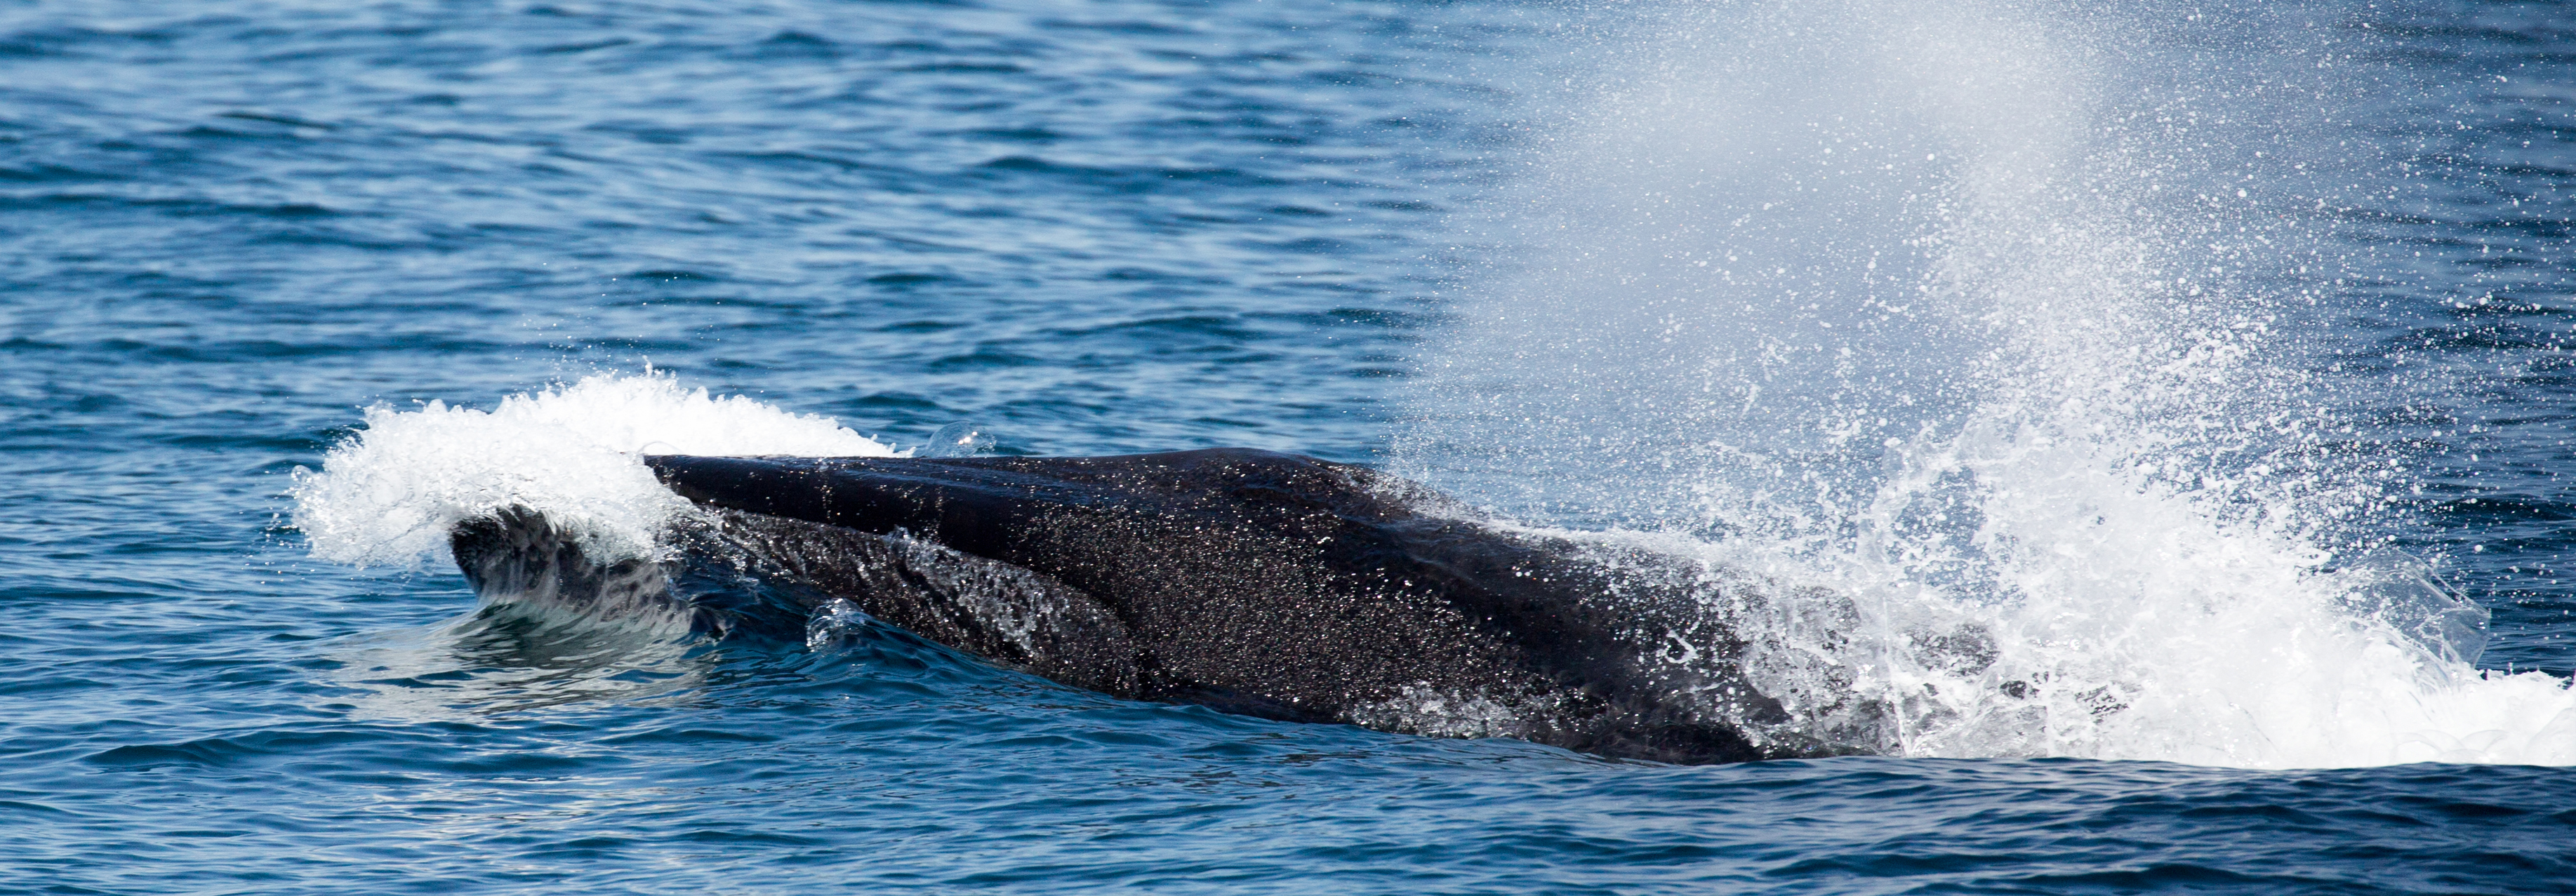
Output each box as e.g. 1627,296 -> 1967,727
5,0 -> 2576,892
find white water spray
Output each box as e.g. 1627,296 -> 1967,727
290,373 -> 898,568
1401,0 -> 2576,768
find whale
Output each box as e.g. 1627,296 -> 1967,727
447,448 -> 1899,764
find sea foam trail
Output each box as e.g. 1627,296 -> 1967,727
290,373 -> 898,567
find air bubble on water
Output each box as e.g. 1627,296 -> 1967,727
805,598 -> 876,652
921,421 -> 998,458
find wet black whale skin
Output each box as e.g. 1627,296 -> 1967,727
559,449 -> 1797,763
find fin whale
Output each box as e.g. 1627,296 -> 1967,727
449,448 -> 1890,764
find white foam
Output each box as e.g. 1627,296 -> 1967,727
1722,422 -> 2576,769
1400,0 -> 2576,768
290,373 -> 897,567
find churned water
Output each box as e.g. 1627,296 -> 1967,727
5,0 -> 2574,892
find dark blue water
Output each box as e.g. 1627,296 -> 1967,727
5,0 -> 2573,892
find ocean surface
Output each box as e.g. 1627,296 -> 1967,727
5,0 -> 2575,892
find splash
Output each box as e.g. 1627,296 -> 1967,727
1400,0 -> 2576,768
290,373 -> 897,567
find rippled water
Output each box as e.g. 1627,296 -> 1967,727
5,0 -> 2573,892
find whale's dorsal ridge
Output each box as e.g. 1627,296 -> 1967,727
458,448 -> 1848,764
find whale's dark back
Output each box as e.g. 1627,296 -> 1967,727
456,449 -> 1817,763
